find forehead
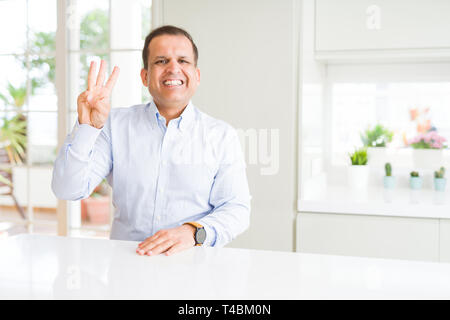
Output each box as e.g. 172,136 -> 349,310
148,34 -> 195,58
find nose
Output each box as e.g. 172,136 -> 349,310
166,59 -> 182,74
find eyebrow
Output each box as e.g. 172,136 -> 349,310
153,55 -> 191,60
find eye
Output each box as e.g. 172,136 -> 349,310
179,59 -> 189,64
155,59 -> 168,64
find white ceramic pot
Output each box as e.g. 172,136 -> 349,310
367,147 -> 387,169
348,165 -> 369,189
412,149 -> 443,170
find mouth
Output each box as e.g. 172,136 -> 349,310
162,79 -> 184,87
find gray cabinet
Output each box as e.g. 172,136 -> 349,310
439,220 -> 450,263
315,0 -> 450,56
297,212 -> 440,262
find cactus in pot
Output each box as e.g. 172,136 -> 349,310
383,162 -> 395,189
409,171 -> 422,190
434,166 -> 446,192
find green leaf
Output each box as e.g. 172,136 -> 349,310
361,124 -> 394,147
0,174 -> 12,186
349,148 -> 368,165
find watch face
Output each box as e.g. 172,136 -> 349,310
196,227 -> 206,244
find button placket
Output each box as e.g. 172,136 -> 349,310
153,127 -> 172,229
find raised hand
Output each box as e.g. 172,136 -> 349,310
77,60 -> 120,129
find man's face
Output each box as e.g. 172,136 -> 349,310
141,34 -> 200,110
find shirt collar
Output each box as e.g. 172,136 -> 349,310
146,100 -> 195,132
147,101 -> 159,130
178,101 -> 195,132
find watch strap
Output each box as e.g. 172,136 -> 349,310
184,221 -> 203,229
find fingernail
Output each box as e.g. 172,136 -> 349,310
138,249 -> 144,255
147,251 -> 152,256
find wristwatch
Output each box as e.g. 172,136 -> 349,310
184,222 -> 206,246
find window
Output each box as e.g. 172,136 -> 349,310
327,63 -> 450,168
0,0 -> 152,239
299,62 -> 450,205
0,0 -> 58,236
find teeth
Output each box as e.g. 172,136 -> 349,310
164,80 -> 182,86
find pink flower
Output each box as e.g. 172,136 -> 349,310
431,142 -> 441,149
408,131 -> 447,149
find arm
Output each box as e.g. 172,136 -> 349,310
52,60 -> 120,200
197,128 -> 251,247
51,120 -> 112,200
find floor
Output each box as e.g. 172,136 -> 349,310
0,206 -> 110,239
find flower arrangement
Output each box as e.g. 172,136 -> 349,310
408,131 -> 447,149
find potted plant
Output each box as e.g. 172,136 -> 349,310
361,124 -> 394,148
434,167 -> 446,192
0,115 -> 27,164
408,130 -> 447,169
348,148 -> 369,189
361,124 -> 394,167
409,171 -> 422,190
82,179 -> 110,224
383,162 -> 395,189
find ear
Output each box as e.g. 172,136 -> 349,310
140,68 -> 148,87
196,67 -> 201,85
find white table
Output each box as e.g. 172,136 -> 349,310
1,234 -> 450,299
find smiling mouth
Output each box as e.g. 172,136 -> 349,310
163,79 -> 184,86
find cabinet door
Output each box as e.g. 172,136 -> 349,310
297,212 -> 439,262
439,220 -> 450,263
315,0 -> 450,52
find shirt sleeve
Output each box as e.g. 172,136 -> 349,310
51,117 -> 113,201
197,127 -> 251,247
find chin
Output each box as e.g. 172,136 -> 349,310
158,97 -> 190,107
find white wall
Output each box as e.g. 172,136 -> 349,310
157,0 -> 301,251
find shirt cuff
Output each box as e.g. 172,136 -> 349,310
69,120 -> 103,157
198,221 -> 217,247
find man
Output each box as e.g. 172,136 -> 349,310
52,25 -> 251,256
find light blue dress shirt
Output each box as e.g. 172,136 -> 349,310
52,101 -> 251,247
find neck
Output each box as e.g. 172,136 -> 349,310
154,101 -> 188,126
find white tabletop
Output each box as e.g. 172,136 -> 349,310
1,234 -> 450,299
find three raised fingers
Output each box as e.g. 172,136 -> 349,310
86,59 -> 120,93
96,59 -> 107,87
105,66 -> 120,92
87,61 -> 97,91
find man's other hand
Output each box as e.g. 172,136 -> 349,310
136,224 -> 196,256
